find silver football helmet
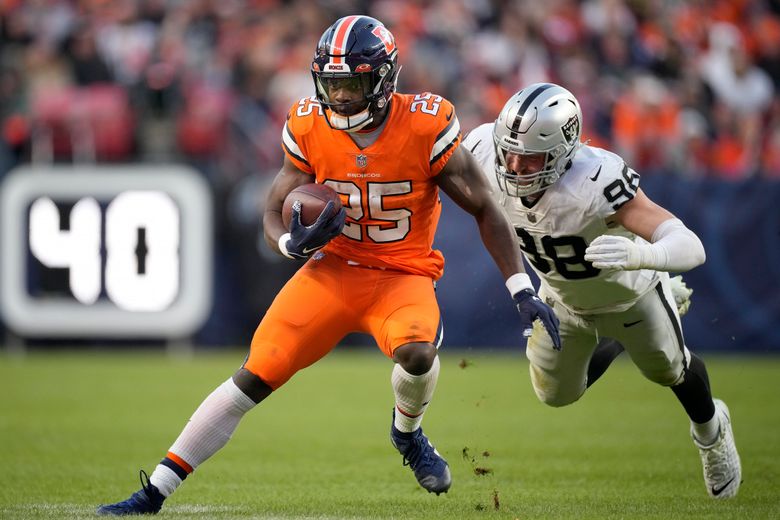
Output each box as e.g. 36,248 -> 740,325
493,83 -> 583,197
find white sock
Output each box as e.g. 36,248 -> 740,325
150,378 -> 256,496
691,404 -> 720,446
392,356 -> 440,433
149,464 -> 181,497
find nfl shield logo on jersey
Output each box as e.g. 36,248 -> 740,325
356,154 -> 368,168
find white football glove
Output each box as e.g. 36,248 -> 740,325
669,274 -> 693,316
584,235 -> 644,270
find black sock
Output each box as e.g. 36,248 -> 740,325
670,353 -> 715,423
586,339 -> 625,388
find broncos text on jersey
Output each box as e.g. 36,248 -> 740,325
464,123 -> 660,314
282,92 -> 461,280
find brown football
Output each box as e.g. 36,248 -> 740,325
282,183 -> 342,229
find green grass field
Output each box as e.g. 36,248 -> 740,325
2,349 -> 779,519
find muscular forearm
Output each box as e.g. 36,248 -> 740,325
263,208 -> 287,255
475,205 -> 530,286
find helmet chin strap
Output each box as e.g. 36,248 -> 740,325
328,107 -> 373,132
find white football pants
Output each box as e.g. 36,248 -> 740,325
527,272 -> 691,407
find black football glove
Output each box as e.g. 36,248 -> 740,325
283,200 -> 346,260
513,289 -> 562,351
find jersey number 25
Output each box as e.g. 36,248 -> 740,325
324,180 -> 411,243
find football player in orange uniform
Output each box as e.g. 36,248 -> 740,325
97,16 -> 560,515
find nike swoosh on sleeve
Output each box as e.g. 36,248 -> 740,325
623,320 -> 643,327
446,110 -> 453,121
589,165 -> 602,181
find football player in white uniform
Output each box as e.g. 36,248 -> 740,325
463,83 -> 741,499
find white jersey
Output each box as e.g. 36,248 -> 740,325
464,123 -> 660,314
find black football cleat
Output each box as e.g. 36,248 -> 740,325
97,470 -> 165,516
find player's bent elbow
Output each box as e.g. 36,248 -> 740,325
693,242 -> 706,267
680,236 -> 706,271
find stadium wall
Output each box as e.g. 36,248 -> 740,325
434,176 -> 780,352
0,171 -> 777,353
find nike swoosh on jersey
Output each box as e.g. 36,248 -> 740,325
711,477 -> 736,496
623,320 -> 643,327
446,110 -> 453,121
589,165 -> 602,181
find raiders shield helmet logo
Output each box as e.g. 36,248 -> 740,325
562,115 -> 580,145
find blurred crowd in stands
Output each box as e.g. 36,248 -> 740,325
3,0 -> 780,182
2,0 -> 778,344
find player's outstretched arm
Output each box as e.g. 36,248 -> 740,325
584,189 -> 706,272
436,146 -> 561,350
436,146 -> 523,279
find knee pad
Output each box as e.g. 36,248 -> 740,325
529,364 -> 583,407
637,346 -> 688,386
639,364 -> 683,387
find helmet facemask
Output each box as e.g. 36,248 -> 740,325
312,59 -> 398,132
493,138 -> 571,197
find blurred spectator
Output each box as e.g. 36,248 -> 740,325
752,11 -> 780,89
698,23 -> 775,177
62,23 -> 113,85
612,75 -> 681,174
176,84 -> 234,162
30,84 -> 135,162
699,23 -> 774,116
2,0 -> 779,178
94,0 -> 157,90
762,123 -> 780,178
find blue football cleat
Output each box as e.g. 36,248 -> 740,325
390,410 -> 452,494
97,470 -> 165,516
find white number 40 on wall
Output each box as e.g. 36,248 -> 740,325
29,191 -> 180,312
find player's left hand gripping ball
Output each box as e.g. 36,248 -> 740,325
513,289 -> 562,351
284,200 -> 347,259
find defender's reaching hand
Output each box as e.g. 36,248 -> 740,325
513,289 -> 561,351
584,235 -> 643,270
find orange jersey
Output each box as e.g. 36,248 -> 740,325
281,92 -> 461,279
